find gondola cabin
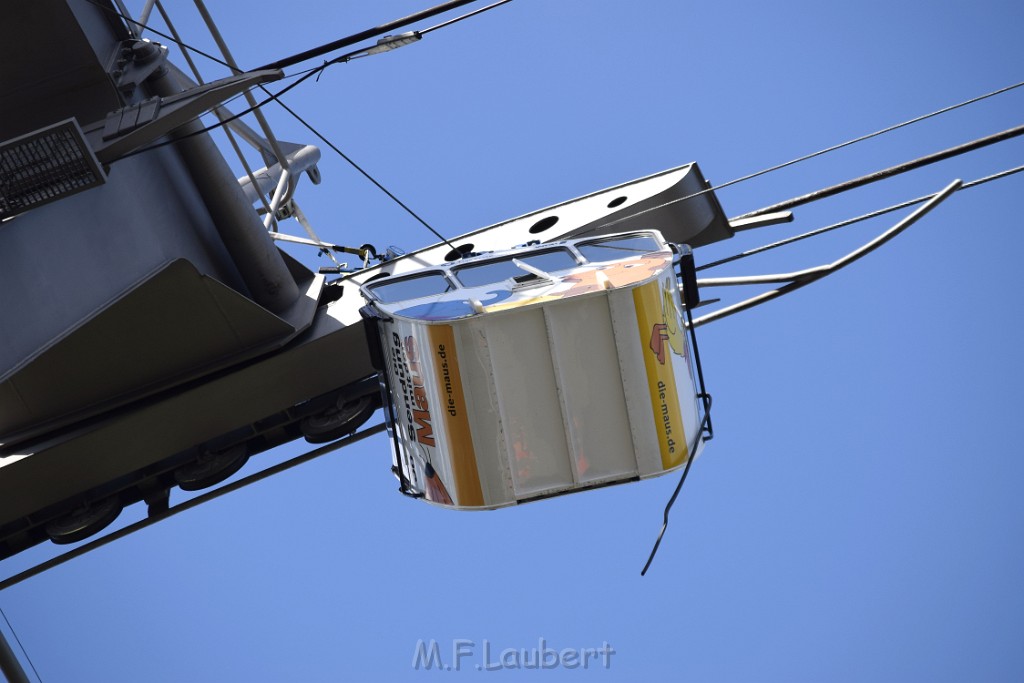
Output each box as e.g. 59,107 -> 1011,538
360,231 -> 709,509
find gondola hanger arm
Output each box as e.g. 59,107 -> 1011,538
689,178 -> 962,328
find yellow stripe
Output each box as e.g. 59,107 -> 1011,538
428,325 -> 484,506
633,279 -> 689,470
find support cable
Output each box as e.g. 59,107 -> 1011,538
95,0 -> 515,76
262,93 -> 460,253
698,164 -> 1024,272
732,123 -> 1024,219
715,80 -> 1024,202
100,1 -> 486,251
419,0 -> 515,35
254,0 -> 482,71
0,424 -> 386,594
113,63 -> 330,160
192,0 -> 293,174
153,1 -> 278,223
98,0 -> 515,159
595,80 -> 1024,231
112,55 -> 458,254
94,0 -> 1022,217
690,179 -> 962,328
0,607 -> 39,683
88,0 -> 236,72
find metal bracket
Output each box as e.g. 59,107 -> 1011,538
728,210 -> 794,232
102,97 -> 162,140
269,232 -> 373,260
88,68 -> 284,163
108,38 -> 169,98
690,179 -> 963,327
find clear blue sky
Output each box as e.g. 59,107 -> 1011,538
2,1 -> 1023,681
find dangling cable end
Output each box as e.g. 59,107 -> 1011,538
640,523 -> 669,576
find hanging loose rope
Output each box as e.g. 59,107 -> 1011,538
641,401 -> 712,576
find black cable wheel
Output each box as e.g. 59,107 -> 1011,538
174,444 -> 250,492
300,394 -> 377,444
44,496 -> 124,545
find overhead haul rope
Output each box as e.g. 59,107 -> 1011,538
99,0 -> 514,252
725,79 -> 1024,205
264,94 -> 460,254
149,0 -> 280,230
596,79 -> 1024,231
93,0 -> 511,74
732,123 -> 1024,219
0,425 -> 386,593
88,0 -> 238,71
111,64 -> 335,160
0,605 -> 42,683
93,0 -> 1021,226
698,163 -> 1024,272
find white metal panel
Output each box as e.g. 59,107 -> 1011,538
484,309 -> 574,498
543,296 -> 638,485
454,320 -> 515,507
